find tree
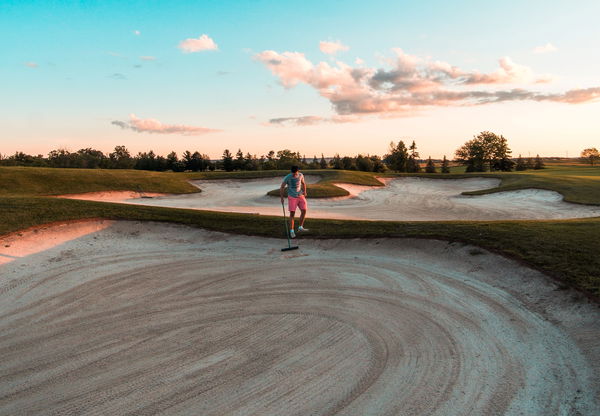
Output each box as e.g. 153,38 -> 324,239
526,157 -> 535,170
384,140 -> 409,172
276,149 -> 299,170
263,150 -> 277,170
406,140 -> 421,173
76,148 -> 106,168
492,157 -> 515,172
234,149 -> 244,171
441,155 -> 450,173
425,157 -> 436,173
356,154 -> 374,172
341,156 -> 357,170
222,149 -> 234,171
455,131 -> 512,172
166,151 -> 185,172
330,154 -> 342,169
581,148 -> 600,166
48,148 -> 74,168
515,154 -> 527,171
244,152 -> 259,170
109,145 -> 134,169
370,155 -> 386,172
310,155 -> 319,169
320,154 -> 328,169
533,154 -> 545,170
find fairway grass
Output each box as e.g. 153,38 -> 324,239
1,165 -> 599,297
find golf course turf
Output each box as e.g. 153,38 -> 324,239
1,164 -> 599,297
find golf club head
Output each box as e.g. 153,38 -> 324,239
281,246 -> 299,252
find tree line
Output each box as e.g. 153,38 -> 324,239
4,131 -> 587,172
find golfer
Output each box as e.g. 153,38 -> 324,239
280,165 -> 309,238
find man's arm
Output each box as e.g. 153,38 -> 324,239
301,176 -> 307,197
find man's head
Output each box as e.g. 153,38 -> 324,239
290,165 -> 299,174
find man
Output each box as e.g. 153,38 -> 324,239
280,165 -> 309,238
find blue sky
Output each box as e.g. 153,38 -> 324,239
1,0 -> 599,159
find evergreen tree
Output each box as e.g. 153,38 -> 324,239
310,155 -> 319,169
406,141 -> 421,173
384,141 -> 409,172
234,149 -> 244,171
166,151 -> 185,172
320,154 -> 328,169
222,149 -> 234,171
182,150 -> 193,171
263,150 -> 276,170
330,154 -> 342,169
515,154 -> 527,171
534,154 -> 545,170
425,157 -> 436,173
441,155 -> 450,173
526,157 -> 535,169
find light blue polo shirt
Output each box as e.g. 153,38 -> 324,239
282,172 -> 304,197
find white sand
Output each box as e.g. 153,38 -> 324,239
0,220 -> 598,415
57,176 -> 600,221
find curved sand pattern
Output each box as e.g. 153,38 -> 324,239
58,176 -> 600,221
1,221 -> 598,415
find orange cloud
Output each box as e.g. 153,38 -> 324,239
178,34 -> 218,53
319,40 -> 349,55
112,114 -> 221,135
256,48 -> 599,123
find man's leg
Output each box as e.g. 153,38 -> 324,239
299,209 -> 306,227
289,211 -> 295,230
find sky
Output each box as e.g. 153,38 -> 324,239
1,0 -> 599,159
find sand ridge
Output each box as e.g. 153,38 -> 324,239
0,220 -> 598,415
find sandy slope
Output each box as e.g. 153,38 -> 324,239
57,176 -> 600,221
0,221 -> 598,415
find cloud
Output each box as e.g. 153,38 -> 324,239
133,30 -> 141,36
319,40 -> 349,55
108,73 -> 127,80
25,62 -> 38,68
267,115 -> 357,126
255,48 -> 599,121
178,34 -> 218,53
533,43 -> 557,54
140,56 -> 156,61
111,114 -> 221,135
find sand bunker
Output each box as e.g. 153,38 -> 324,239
1,221 -> 598,414
58,176 -> 600,221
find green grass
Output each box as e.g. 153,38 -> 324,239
460,164 -> 600,205
0,166 -> 198,196
1,165 -> 599,299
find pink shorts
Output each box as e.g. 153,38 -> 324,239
288,195 -> 307,212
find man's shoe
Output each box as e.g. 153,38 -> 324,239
289,229 -> 296,238
298,226 -> 309,232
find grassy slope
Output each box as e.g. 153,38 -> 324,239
0,167 -> 198,196
461,165 -> 600,205
1,165 -> 599,297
